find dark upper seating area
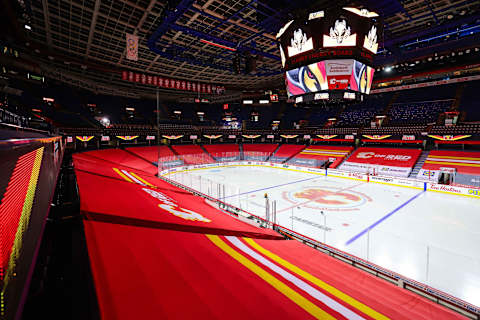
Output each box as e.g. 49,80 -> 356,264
3,77 -> 480,137
459,80 -> 480,121
387,100 -> 453,125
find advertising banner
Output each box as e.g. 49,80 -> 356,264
341,147 -> 421,177
116,136 -> 138,141
76,136 -> 94,142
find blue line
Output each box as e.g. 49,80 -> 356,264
345,190 -> 425,246
222,176 -> 319,200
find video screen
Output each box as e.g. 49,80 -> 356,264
277,7 -> 382,70
286,59 -> 374,97
286,61 -> 328,97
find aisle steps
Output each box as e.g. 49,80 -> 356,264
409,150 -> 430,178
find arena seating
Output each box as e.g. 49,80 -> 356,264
75,148 -> 158,175
335,93 -> 393,127
340,147 -> 422,177
269,144 -> 305,162
74,148 -> 464,320
242,143 -> 278,160
388,100 -> 453,125
171,145 -> 214,164
429,124 -> 480,134
203,144 -> 240,160
362,126 -> 426,135
459,80 -> 480,121
290,145 -> 354,168
126,146 -> 176,164
421,150 -> 480,186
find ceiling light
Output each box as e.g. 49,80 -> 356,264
384,66 -> 392,72
24,24 -> 31,30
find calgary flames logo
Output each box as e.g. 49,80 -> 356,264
294,188 -> 362,205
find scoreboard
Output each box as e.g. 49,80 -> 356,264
277,7 -> 382,101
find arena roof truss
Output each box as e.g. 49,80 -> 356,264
18,0 -> 480,97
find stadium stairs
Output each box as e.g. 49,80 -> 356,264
266,144 -> 282,161
453,84 -> 465,110
336,147 -> 357,167
381,92 -> 400,126
239,143 -> 244,160
283,147 -> 305,163
199,144 -> 212,158
409,150 -> 430,178
168,144 -> 180,157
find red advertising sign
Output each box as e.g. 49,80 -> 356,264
327,76 -> 350,90
346,147 -> 421,167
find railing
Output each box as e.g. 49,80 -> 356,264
157,160 -> 480,319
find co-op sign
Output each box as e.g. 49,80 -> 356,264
356,152 -> 411,161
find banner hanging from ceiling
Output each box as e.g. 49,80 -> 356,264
121,71 -> 226,95
126,33 -> 139,61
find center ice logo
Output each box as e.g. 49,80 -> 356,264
284,187 -> 369,210
294,188 -> 361,205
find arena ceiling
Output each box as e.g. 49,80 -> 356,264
14,0 -> 480,98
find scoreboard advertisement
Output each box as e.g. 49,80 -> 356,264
277,7 -> 381,101
286,59 -> 375,97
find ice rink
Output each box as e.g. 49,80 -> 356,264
168,165 -> 480,306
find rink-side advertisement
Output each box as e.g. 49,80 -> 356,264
160,161 -> 480,199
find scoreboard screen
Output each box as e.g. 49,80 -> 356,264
277,7 -> 381,100
285,59 -> 375,97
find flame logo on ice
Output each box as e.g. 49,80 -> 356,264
294,188 -> 362,205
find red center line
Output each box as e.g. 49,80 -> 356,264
277,181 -> 366,214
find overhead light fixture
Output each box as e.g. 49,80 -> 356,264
173,110 -> 181,114
384,66 -> 392,72
200,39 -> 236,51
24,24 -> 31,30
243,100 -> 253,104
126,107 -> 135,111
259,100 -> 269,104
